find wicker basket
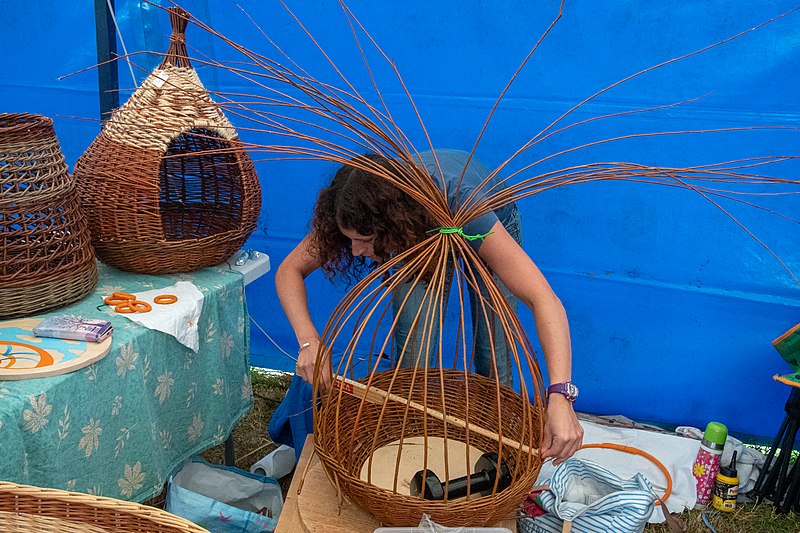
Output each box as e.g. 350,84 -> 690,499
315,368 -> 543,527
0,481 -> 207,532
73,7 -> 261,274
0,113 -> 97,319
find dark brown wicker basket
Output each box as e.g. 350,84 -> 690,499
73,7 -> 261,274
0,113 -> 97,319
315,368 -> 543,527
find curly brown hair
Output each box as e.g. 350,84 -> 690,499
309,154 -> 435,282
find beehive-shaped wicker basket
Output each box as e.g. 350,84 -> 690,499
0,481 -> 208,532
73,7 -> 261,274
0,113 -> 97,319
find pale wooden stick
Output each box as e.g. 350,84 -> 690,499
333,375 -> 538,456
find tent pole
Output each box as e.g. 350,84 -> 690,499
94,0 -> 119,122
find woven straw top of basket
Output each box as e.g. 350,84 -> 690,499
101,65 -> 237,151
101,7 -> 236,151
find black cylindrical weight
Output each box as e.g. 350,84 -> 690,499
476,452 -> 512,494
410,452 -> 512,500
410,469 -> 445,500
443,469 -> 493,499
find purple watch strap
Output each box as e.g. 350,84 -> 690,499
547,381 -> 578,402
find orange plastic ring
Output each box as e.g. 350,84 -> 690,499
114,300 -> 152,313
154,294 -> 178,305
114,302 -> 136,313
130,300 -> 152,313
112,292 -> 136,300
105,292 -> 137,306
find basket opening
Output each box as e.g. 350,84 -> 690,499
159,128 -> 245,241
0,112 -> 51,134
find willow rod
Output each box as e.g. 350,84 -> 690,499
332,375 -> 536,456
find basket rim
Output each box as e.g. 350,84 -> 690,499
0,481 -> 208,532
0,112 -> 53,134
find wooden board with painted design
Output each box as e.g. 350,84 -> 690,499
0,318 -> 112,380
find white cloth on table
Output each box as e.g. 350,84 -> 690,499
123,281 -> 204,352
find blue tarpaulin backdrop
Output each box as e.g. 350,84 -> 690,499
2,1 -> 799,440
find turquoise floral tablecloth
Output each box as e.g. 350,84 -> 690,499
0,261 -> 254,502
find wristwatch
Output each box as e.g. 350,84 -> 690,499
547,381 -> 579,402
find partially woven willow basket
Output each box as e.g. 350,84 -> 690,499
0,481 -> 207,532
315,368 -> 544,527
0,113 -> 97,319
73,7 -> 261,274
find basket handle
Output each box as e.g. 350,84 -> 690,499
580,442 -> 672,504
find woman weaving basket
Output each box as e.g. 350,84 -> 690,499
276,148 -> 583,465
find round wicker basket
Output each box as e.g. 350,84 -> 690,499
0,113 -> 97,319
73,7 -> 261,274
315,368 -> 543,527
0,481 -> 207,532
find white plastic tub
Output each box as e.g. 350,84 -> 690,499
375,527 -> 511,533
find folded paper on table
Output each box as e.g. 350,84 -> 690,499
122,281 -> 204,351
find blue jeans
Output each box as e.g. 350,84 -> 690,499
391,206 -> 522,387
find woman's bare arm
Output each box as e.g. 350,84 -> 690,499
478,220 -> 583,464
275,234 -> 330,387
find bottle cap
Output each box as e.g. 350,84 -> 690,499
703,421 -> 728,446
719,450 -> 738,478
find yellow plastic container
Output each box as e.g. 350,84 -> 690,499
711,452 -> 739,512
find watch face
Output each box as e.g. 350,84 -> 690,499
566,382 -> 579,400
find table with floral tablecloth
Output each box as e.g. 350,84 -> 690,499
0,261 -> 254,502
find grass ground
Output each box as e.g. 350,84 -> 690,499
647,505 -> 800,533
152,369 -> 800,532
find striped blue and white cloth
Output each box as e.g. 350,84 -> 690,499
520,458 -> 657,533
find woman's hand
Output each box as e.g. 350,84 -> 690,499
296,338 -> 332,390
540,394 -> 583,465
